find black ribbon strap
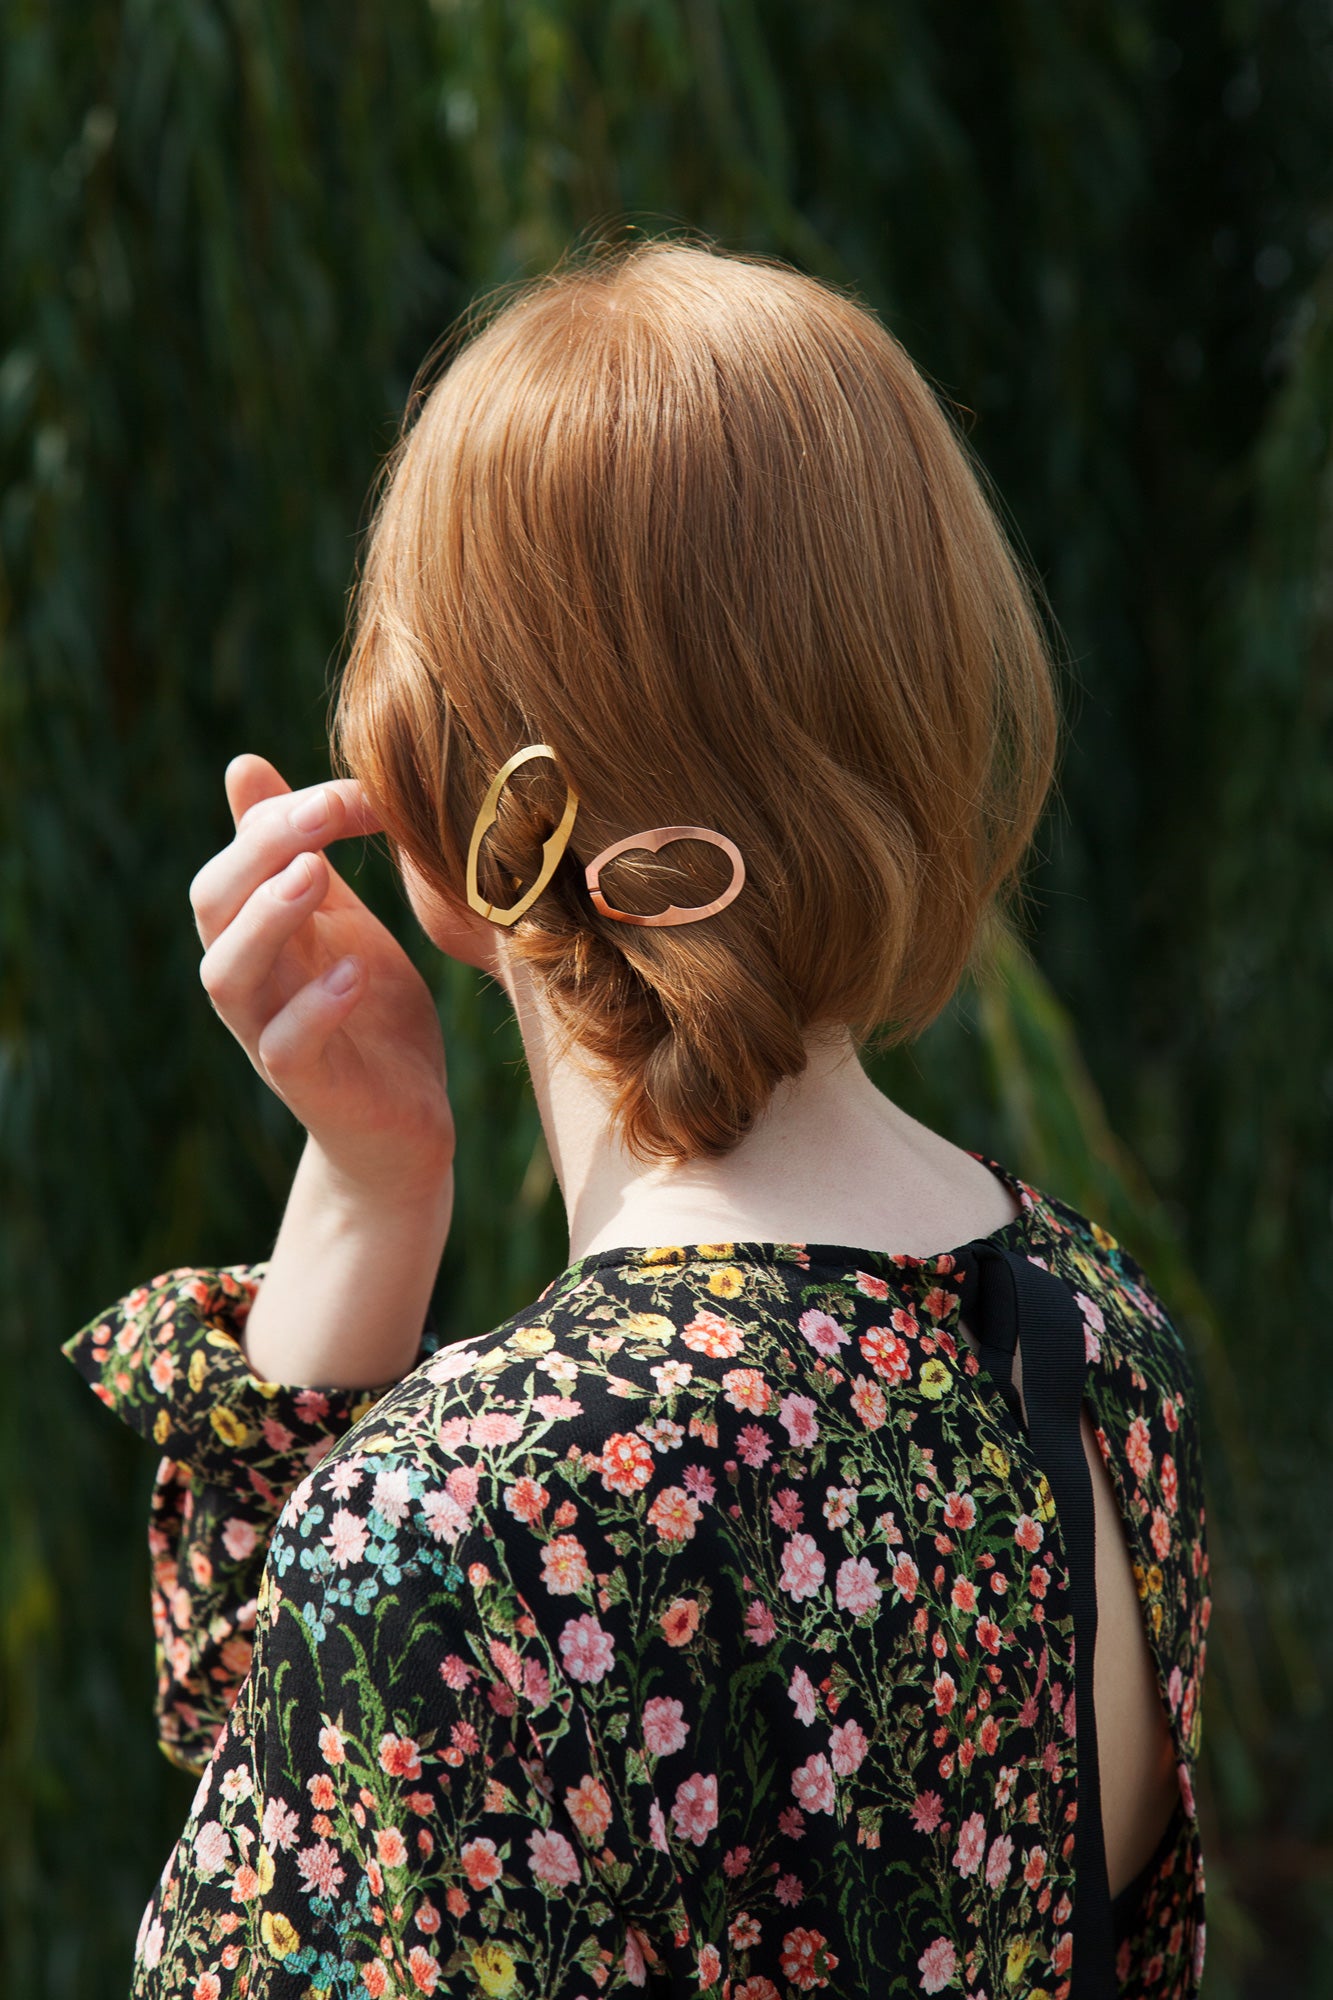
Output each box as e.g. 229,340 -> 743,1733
956,1241 -> 1118,2000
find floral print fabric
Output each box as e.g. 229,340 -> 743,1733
63,1155 -> 1208,1999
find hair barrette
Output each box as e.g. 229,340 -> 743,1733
464,743 -> 746,929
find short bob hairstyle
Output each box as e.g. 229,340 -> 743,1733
332,239 -> 1060,1163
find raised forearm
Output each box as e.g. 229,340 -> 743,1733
239,1132 -> 454,1388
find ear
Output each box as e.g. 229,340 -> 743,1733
398,852 -> 504,977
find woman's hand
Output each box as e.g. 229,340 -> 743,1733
189,752 -> 454,1206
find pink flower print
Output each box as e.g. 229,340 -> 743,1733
683,1462 -> 715,1504
297,1837 -> 346,1900
470,1411 -> 522,1448
262,1796 -> 300,1849
798,1310 -> 848,1356
745,1599 -> 777,1647
1023,1844 -> 1046,1888
779,1394 -> 820,1449
460,1838 -> 502,1890
770,1488 -> 804,1531
565,1775 -> 613,1842
192,1820 -> 230,1876
891,1554 -> 919,1601
541,1533 -> 591,1595
647,1485 -> 702,1543
737,1424 -> 772,1467
976,1615 -> 1002,1654
420,1490 -> 468,1545
951,1576 -> 977,1614
775,1872 -> 804,1907
600,1432 -> 655,1495
649,1798 -> 669,1852
324,1509 -> 368,1569
723,1843 -> 752,1877
855,1271 -> 891,1299
559,1612 -> 616,1683
859,1328 -> 911,1384
829,1718 -> 868,1776
527,1828 -> 580,1888
942,1490 -> 976,1531
953,1812 -> 986,1877
697,1943 -> 723,1986
780,1533 -> 826,1602
917,1937 -> 956,1993
1150,1507 -> 1172,1560
376,1827 -> 408,1869
789,1666 -> 818,1723
835,1556 -> 879,1617
372,1467 -> 413,1526
1014,1513 -> 1043,1552
778,1806 -> 805,1840
503,1475 -> 550,1525
681,1310 -> 744,1357
438,1655 -> 475,1691
823,1486 -> 856,1528
378,1734 -> 423,1780
910,1790 -> 943,1834
435,1415 -> 469,1450
933,1673 -> 957,1716
791,1753 -> 835,1814
723,1367 -> 771,1415
643,1695 -> 690,1756
406,1945 -> 439,1994
1126,1415 -> 1153,1484
671,1771 -> 719,1845
985,1832 -> 1013,1888
780,1926 -> 839,1990
317,1724 -> 345,1767
221,1517 -> 258,1563
1162,1453 -> 1179,1514
446,1463 -> 479,1511
850,1376 -> 887,1429
149,1351 -> 175,1393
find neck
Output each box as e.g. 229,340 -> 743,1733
496,950 -> 967,1264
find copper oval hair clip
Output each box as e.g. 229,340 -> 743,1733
464,745 -> 745,928
584,826 -> 745,927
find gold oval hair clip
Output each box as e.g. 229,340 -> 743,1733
465,744 -> 580,926
585,826 -> 746,927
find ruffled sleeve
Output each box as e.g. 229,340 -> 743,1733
61,1262 -> 441,1776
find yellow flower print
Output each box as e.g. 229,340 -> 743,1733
1004,1936 -> 1033,1985
1146,1564 -> 1164,1597
641,1246 -> 684,1267
511,1325 -> 555,1355
1091,1222 -> 1119,1251
707,1267 -> 746,1299
256,1845 -> 275,1895
210,1407 -> 254,1449
1033,1473 -> 1057,1522
919,1358 -> 952,1400
472,1943 -> 518,1995
697,1243 -> 735,1258
188,1347 -> 208,1392
260,1911 -> 300,1958
624,1312 -> 675,1342
1133,1560 -> 1148,1599
153,1407 -> 171,1445
981,1440 -> 1011,1481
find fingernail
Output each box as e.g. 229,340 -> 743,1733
276,855 -> 313,899
290,789 -> 329,831
323,956 -> 359,994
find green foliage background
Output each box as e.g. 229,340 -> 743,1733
3,2 -> 1330,1992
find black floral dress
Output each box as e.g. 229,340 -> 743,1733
63,1154 -> 1209,2000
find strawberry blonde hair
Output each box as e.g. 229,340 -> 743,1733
332,239 -> 1060,1163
